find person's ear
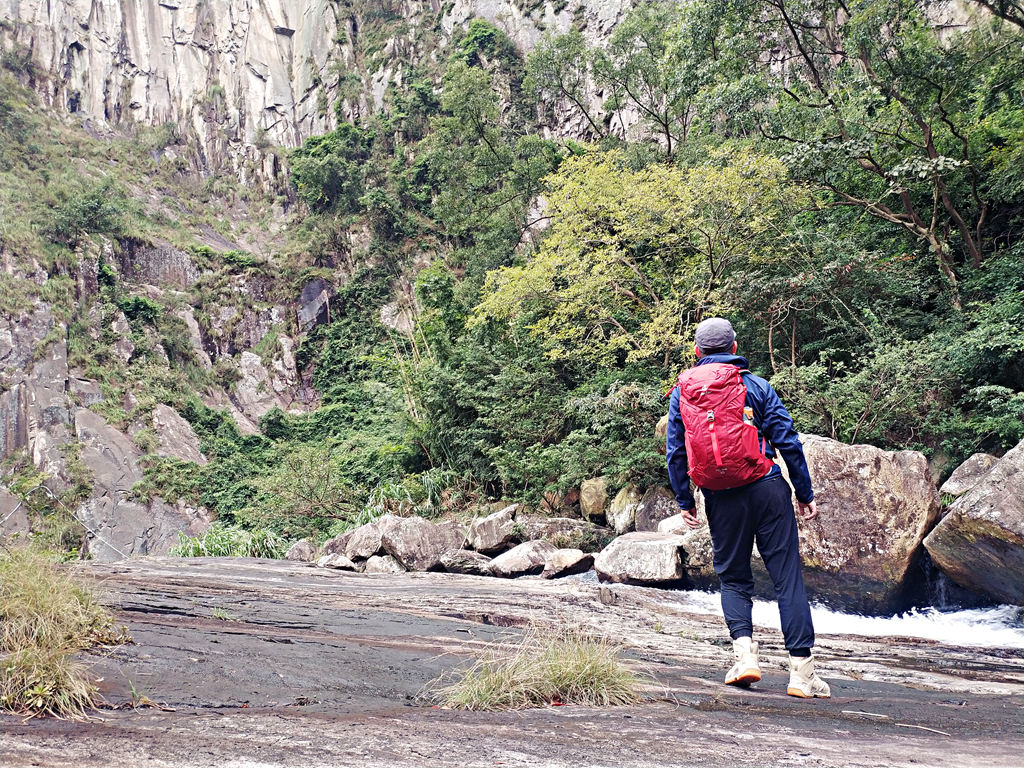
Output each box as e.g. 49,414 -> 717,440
694,344 -> 702,359
731,340 -> 738,354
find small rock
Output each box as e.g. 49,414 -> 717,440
316,553 -> 358,570
467,505 -> 518,554
657,513 -> 689,535
489,540 -> 558,578
363,555 -> 405,574
579,477 -> 609,524
608,484 -> 642,534
542,549 -> 594,579
594,532 -> 686,585
939,453 -> 1000,499
440,550 -> 493,576
285,540 -> 316,562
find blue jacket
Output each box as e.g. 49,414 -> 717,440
666,353 -> 814,510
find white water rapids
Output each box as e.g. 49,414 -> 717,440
669,589 -> 1024,650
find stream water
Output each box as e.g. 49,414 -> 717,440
672,589 -> 1024,650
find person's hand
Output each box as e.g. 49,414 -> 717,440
797,500 -> 817,520
681,506 -> 700,529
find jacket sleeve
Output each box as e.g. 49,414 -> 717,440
665,387 -> 695,510
757,381 -> 814,504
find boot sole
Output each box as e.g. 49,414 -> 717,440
787,686 -> 830,698
726,669 -> 761,687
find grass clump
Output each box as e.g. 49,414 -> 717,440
0,547 -> 131,718
169,522 -> 287,558
433,628 -> 643,711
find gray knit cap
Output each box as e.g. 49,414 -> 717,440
695,317 -> 736,353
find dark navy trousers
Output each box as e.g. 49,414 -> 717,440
704,474 -> 815,652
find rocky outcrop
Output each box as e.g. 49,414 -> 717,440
467,505 -> 518,555
0,0 -> 639,184
939,453 -> 1000,499
75,407 -> 209,559
924,440 -> 1024,606
541,548 -> 593,579
594,532 -> 687,586
489,540 -> 557,578
380,515 -> 465,572
607,484 -> 641,534
151,404 -> 206,464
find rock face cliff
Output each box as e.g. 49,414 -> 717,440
1,0 -> 631,182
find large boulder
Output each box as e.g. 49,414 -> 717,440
939,453 -> 999,499
607,484 -> 642,534
345,522 -> 384,561
787,434 -> 941,613
489,540 -> 558,578
654,414 -> 669,455
924,440 -> 1024,606
285,540 -> 317,562
517,515 -> 612,552
380,515 -> 465,572
635,486 -> 678,532
541,549 -> 594,579
579,477 -> 609,524
594,532 -> 687,586
320,530 -> 353,557
150,404 -> 207,465
467,505 -> 518,554
440,550 -> 493,576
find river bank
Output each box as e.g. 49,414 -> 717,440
2,557 -> 1021,768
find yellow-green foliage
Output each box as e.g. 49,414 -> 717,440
0,547 -> 130,718
473,147 -> 805,368
433,628 -> 643,710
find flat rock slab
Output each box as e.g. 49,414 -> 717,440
1,557 -> 1021,768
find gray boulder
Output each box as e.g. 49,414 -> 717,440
489,540 -> 558,578
381,515 -> 465,571
939,453 -> 1000,499
321,531 -> 353,557
363,554 -> 405,574
635,486 -> 678,532
316,553 -> 358,570
467,505 -> 518,554
541,549 -> 594,579
345,521 -> 384,560
285,540 -> 317,562
924,439 -> 1024,606
440,550 -> 493,576
579,477 -> 609,523
608,484 -> 641,534
594,532 -> 687,585
518,515 -> 611,552
151,404 -> 207,464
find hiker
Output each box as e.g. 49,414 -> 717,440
665,317 -> 830,698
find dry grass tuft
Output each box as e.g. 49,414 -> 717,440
0,547 -> 131,718
433,628 -> 643,711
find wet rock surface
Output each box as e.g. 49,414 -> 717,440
1,557 -> 1020,768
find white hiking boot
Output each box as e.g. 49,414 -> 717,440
724,637 -> 761,687
787,655 -> 831,698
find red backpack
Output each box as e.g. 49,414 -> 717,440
674,363 -> 774,491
